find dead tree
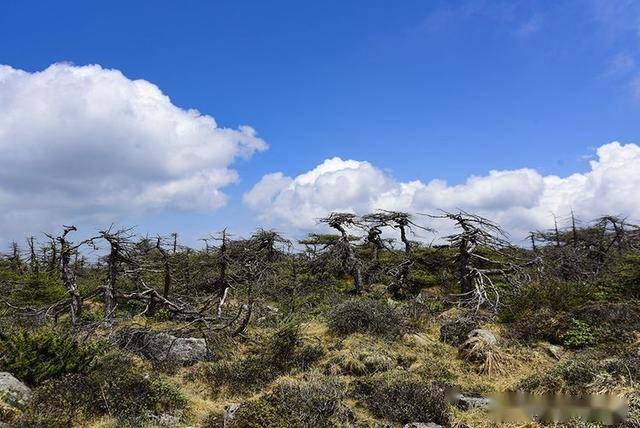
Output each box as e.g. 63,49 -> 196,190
7,241 -> 21,272
155,237 -> 172,299
532,214 -> 639,282
47,238 -> 58,272
430,211 -> 516,309
320,213 -> 363,293
360,220 -> 388,284
231,229 -> 290,334
44,226 -> 97,326
363,210 -> 430,296
100,227 -> 135,320
213,229 -> 231,319
26,236 -> 38,274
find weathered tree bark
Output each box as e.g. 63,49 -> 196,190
215,229 -> 230,319
57,226 -> 83,325
27,236 -> 38,274
322,214 -> 363,293
156,238 -> 172,299
100,228 -> 134,321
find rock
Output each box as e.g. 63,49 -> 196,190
467,329 -> 497,345
547,344 -> 564,360
224,403 -> 240,427
0,372 -> 31,410
154,413 -> 181,426
455,394 -> 491,410
144,332 -> 210,365
403,423 -> 443,428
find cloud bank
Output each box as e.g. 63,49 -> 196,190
245,142 -> 640,240
0,63 -> 266,240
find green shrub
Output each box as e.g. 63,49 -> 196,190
499,280 -> 597,325
90,354 -> 187,423
439,316 -> 480,346
571,302 -> 640,343
200,355 -> 275,394
519,353 -> 639,394
327,299 -> 403,337
199,322 -> 324,394
231,375 -> 352,428
8,272 -> 67,307
0,328 -> 101,386
153,308 -> 174,322
354,370 -> 450,425
264,322 -> 324,371
18,354 -> 188,426
562,319 -> 597,349
18,374 -> 101,427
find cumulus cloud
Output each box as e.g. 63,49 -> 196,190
244,142 -> 640,240
0,63 -> 266,240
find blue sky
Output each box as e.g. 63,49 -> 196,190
1,1 -> 640,245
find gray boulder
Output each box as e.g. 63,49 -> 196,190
547,344 -> 564,360
0,372 -> 31,410
403,423 -> 443,428
145,332 -> 210,365
224,403 -> 240,427
467,329 -> 497,345
455,394 -> 491,410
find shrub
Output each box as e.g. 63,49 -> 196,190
439,315 -> 480,346
199,322 -> 324,394
354,370 -> 451,425
519,353 -> 639,395
327,299 -> 403,337
17,354 -> 187,426
499,280 -> 597,325
18,374 -> 101,427
562,319 -> 597,349
90,354 -> 187,423
201,355 -> 275,394
9,272 -> 67,307
572,302 -> 640,343
0,328 -> 101,386
508,307 -> 568,343
231,375 -> 352,428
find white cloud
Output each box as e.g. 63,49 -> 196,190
245,142 -> 640,240
0,63 -> 266,241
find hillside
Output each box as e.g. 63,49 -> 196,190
1,211 -> 639,427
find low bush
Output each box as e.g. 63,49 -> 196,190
327,298 -> 403,338
508,307 -> 568,343
230,374 -> 352,428
439,315 -> 480,346
561,319 -> 597,349
17,353 -> 187,426
354,370 -> 451,425
499,280 -> 598,324
572,302 -> 640,343
0,327 -> 101,386
8,272 -> 67,307
519,353 -> 639,395
94,355 -> 187,423
18,374 -> 101,427
199,322 -> 324,394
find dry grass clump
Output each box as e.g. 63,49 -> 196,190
458,335 -> 509,376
